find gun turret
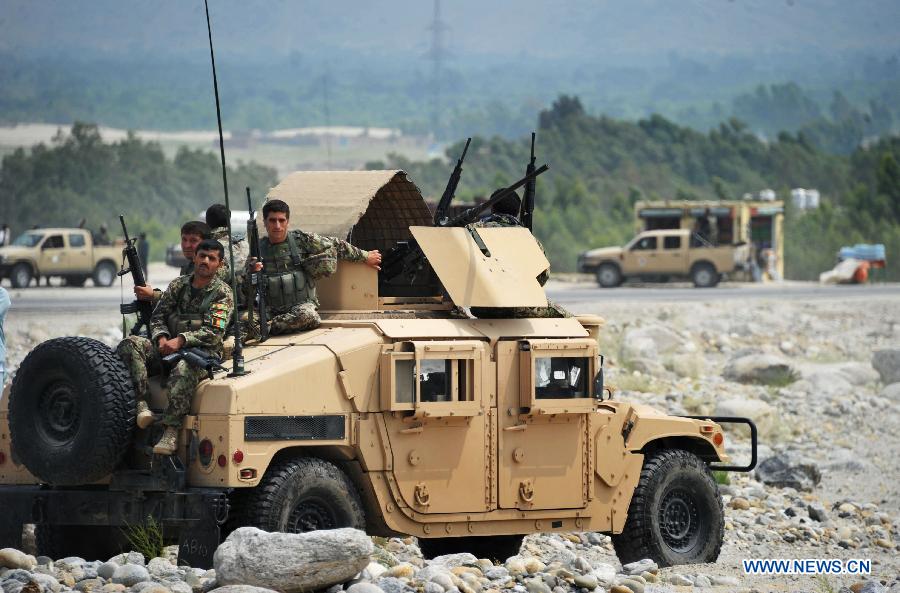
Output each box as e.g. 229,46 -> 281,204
117,214 -> 153,336
444,164 -> 549,227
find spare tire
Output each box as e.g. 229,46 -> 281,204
9,337 -> 135,485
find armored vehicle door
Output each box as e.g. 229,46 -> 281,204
622,234 -> 657,274
380,340 -> 493,514
496,338 -> 598,510
658,233 -> 687,274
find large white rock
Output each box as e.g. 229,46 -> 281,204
0,548 -> 37,571
880,382 -> 900,400
723,354 -> 797,385
714,397 -> 775,436
620,325 -> 685,363
214,527 -> 373,593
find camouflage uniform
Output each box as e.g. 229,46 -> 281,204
467,213 -> 571,319
117,274 -> 233,428
210,226 -> 249,279
248,229 -> 368,336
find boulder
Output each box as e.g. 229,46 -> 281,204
213,527 -> 373,593
880,383 -> 900,400
620,325 -> 684,363
0,549 -> 37,571
724,354 -> 797,385
714,398 -> 775,436
207,588 -> 281,593
665,353 -> 704,379
872,349 -> 900,385
755,454 -> 821,491
111,564 -> 150,587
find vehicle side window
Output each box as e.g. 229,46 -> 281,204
42,235 -> 64,249
663,236 -> 681,249
631,236 -> 657,251
535,357 -> 589,399
394,358 -> 473,404
69,233 -> 86,248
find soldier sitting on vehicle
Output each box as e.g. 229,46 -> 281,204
206,203 -> 249,276
467,191 -> 570,319
245,199 -> 382,337
135,221 -> 211,305
117,239 -> 233,455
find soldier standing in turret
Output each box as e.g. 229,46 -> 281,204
246,199 -> 382,336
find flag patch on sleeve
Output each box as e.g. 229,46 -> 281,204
209,303 -> 230,329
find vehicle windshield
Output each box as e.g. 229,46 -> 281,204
12,232 -> 45,247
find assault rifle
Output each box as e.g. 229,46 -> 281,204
519,132 -> 537,231
245,187 -> 269,342
433,138 -> 471,226
163,347 -> 226,380
117,214 -> 153,336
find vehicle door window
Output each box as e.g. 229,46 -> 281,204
392,356 -> 474,406
68,233 -> 86,248
631,236 -> 657,251
42,235 -> 64,249
663,236 -> 681,250
535,357 -> 589,399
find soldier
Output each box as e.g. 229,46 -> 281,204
246,199 -> 382,336
467,191 -> 570,319
205,203 -> 249,278
134,221 -> 210,304
116,239 -> 233,455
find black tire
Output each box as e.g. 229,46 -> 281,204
64,275 -> 88,287
9,337 -> 135,485
691,262 -> 719,288
612,449 -> 723,567
11,263 -> 33,288
233,457 -> 366,533
596,263 -> 622,288
92,261 -> 117,287
36,524 -> 125,561
419,535 -> 523,562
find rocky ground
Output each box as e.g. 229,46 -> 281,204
2,286 -> 899,592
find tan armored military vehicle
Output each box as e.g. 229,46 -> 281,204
0,171 -> 756,567
0,227 -> 121,288
578,229 -> 751,288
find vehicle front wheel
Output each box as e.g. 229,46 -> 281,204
11,263 -> 33,288
596,263 -> 622,288
93,261 -> 117,287
691,263 -> 719,288
233,457 -> 366,534
612,449 -> 723,567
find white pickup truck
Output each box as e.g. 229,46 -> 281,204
0,228 -> 121,288
577,229 -> 750,288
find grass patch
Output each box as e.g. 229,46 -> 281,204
814,575 -> 836,593
122,515 -> 165,561
713,471 -> 730,486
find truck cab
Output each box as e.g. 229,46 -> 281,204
0,228 -> 120,287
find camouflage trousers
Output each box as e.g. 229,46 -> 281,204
470,298 -> 573,320
245,302 -> 321,338
116,335 -> 207,429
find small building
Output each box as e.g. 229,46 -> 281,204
633,199 -> 784,279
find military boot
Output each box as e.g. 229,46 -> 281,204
136,400 -> 154,429
152,426 -> 179,456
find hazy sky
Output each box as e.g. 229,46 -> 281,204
2,0 -> 898,62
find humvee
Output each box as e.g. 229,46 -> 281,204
0,170 -> 756,567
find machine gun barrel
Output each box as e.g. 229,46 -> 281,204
433,138 -> 472,226
246,187 -> 268,342
444,164 -> 549,228
520,132 -> 537,231
117,214 -> 153,336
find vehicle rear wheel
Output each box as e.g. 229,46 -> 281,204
9,337 -> 135,485
92,261 -> 117,287
691,263 -> 719,288
419,535 -> 523,562
234,457 -> 365,534
11,263 -> 33,288
611,449 -> 723,567
596,263 -> 622,288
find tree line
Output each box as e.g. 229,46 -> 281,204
0,123 -> 277,260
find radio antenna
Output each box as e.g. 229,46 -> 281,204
204,0 -> 247,377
